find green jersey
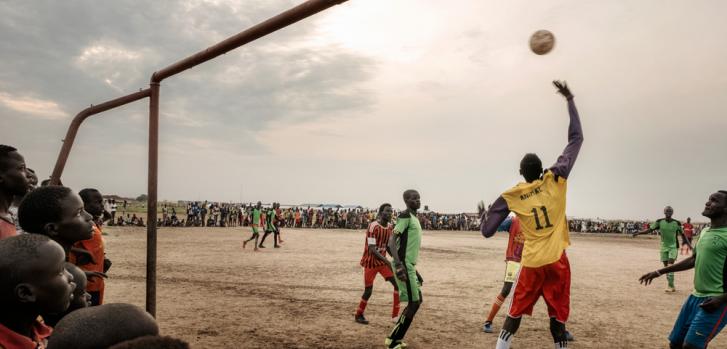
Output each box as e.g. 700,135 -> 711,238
693,227 -> 727,297
394,211 -> 422,266
651,218 -> 682,250
266,209 -> 275,230
252,208 -> 261,226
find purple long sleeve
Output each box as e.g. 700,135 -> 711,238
480,196 -> 509,238
549,98 -> 583,179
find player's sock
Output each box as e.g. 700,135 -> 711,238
356,298 -> 368,316
554,340 -> 567,348
388,313 -> 412,346
667,272 -> 675,288
392,292 -> 400,318
495,329 -> 513,349
486,294 -> 506,323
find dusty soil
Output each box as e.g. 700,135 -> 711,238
102,226 -> 723,348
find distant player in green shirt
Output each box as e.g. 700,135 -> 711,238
634,206 -> 690,292
259,203 -> 280,249
385,189 -> 424,349
639,191 -> 727,349
242,202 -> 262,251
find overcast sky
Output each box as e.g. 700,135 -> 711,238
1,0 -> 725,220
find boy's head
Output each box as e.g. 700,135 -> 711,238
48,303 -> 159,349
64,263 -> 91,310
378,203 -> 393,222
0,234 -> 76,315
664,206 -> 674,219
18,186 -> 94,247
0,144 -> 32,197
402,190 -> 421,212
26,168 -> 38,191
519,153 -> 543,183
79,188 -> 104,218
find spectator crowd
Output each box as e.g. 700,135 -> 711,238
151,201 -> 482,231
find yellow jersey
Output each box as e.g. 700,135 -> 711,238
501,170 -> 569,268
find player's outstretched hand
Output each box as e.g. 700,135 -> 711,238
553,80 -> 573,100
638,271 -> 660,286
699,296 -> 726,313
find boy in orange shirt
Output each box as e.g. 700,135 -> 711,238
69,188 -> 111,305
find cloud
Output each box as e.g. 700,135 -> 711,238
74,41 -> 156,92
0,0 -> 376,140
0,92 -> 68,119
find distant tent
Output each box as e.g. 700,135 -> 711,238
342,205 -> 363,209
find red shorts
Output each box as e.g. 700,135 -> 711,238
363,264 -> 394,287
508,252 -> 571,323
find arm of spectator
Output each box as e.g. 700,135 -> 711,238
549,81 -> 583,179
480,196 -> 510,238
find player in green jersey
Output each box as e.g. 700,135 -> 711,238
260,203 -> 280,249
633,206 -> 691,292
639,191 -> 727,349
242,202 -> 262,251
385,190 -> 424,349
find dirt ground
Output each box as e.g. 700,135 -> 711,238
102,226 -> 724,349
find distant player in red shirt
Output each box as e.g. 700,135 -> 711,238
483,216 -> 524,333
355,203 -> 400,325
681,217 -> 695,255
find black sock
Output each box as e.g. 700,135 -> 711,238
388,313 -> 412,346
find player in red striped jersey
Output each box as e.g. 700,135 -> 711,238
355,203 -> 400,325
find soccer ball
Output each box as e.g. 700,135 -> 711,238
529,30 -> 555,55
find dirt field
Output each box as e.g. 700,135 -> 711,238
102,226 -> 723,348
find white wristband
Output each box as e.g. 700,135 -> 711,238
655,270 -> 662,276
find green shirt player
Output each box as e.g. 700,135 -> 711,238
386,190 -> 424,349
259,203 -> 280,249
633,206 -> 691,292
639,191 -> 727,349
242,202 -> 262,251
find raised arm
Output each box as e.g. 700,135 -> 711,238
549,81 -> 583,179
480,196 -> 510,238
